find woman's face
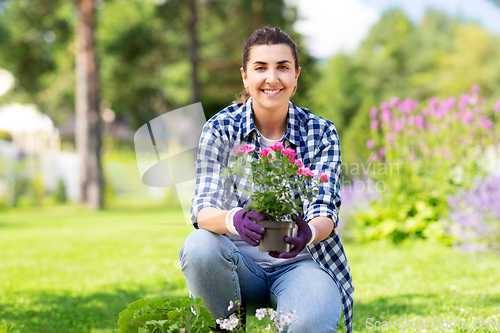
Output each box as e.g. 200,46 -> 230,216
241,44 -> 300,115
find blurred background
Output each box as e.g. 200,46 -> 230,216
1,0 -> 500,332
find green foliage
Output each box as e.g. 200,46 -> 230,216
118,297 -> 214,333
353,193 -> 452,244
54,178 -> 67,204
0,130 -> 13,141
32,172 -> 46,206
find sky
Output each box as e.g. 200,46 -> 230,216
285,0 -> 500,60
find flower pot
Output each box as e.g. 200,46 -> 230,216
255,220 -> 295,253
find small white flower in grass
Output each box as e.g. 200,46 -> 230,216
268,308 -> 277,321
255,308 -> 267,320
265,324 -> 271,331
228,300 -> 234,311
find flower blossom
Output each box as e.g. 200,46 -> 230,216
480,116 -> 493,130
259,148 -> 271,158
255,308 -> 267,320
370,119 -> 379,131
369,106 -> 378,119
232,143 -> 253,155
494,99 -> 500,113
294,159 -> 302,168
269,142 -> 284,151
471,84 -> 480,95
366,139 -> 375,149
319,172 -> 328,183
282,147 -> 297,162
228,300 -> 234,311
216,314 -> 239,331
297,167 -> 314,178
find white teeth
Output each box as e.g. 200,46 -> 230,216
263,89 -> 281,94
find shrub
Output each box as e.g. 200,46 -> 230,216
359,85 -> 499,242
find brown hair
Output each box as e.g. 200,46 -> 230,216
234,26 -> 299,105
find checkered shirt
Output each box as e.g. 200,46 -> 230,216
191,97 -> 354,333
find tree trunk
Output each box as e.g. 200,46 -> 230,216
187,0 -> 200,103
76,0 -> 103,210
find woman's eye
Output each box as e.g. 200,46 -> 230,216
255,66 -> 265,71
279,65 -> 289,70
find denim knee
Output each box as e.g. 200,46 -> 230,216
179,229 -> 228,269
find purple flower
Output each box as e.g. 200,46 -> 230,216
471,84 -> 480,95
366,139 -> 375,149
459,94 -> 470,106
480,116 -> 493,130
398,98 -> 418,113
369,106 -> 378,119
380,101 -> 390,112
428,96 -> 440,108
463,112 -> 474,125
389,97 -> 400,108
370,119 -> 379,131
385,133 -> 394,145
380,109 -> 393,123
494,99 -> 500,113
379,147 -> 386,157
415,115 -> 425,129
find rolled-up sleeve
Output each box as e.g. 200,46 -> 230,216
190,121 -> 229,224
303,122 -> 342,229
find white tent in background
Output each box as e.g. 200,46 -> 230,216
0,103 -> 61,154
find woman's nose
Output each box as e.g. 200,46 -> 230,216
266,69 -> 279,84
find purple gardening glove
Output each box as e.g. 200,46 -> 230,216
233,209 -> 266,247
270,215 -> 312,259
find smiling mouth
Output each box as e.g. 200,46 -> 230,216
261,88 -> 284,95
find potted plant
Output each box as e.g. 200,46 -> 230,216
222,142 -> 327,253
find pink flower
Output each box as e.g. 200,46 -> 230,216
319,172 -> 328,183
294,159 -> 302,168
233,143 -> 253,155
370,119 -> 379,131
471,84 -> 480,95
369,107 -> 378,119
269,142 -> 283,151
282,147 -> 297,162
495,99 -> 500,113
480,116 -> 493,130
428,97 -> 440,108
366,139 -> 375,149
415,115 -> 425,129
297,167 -> 314,178
385,133 -> 394,145
380,101 -> 390,112
379,147 -> 386,157
380,109 -> 392,123
463,112 -> 473,125
259,148 -> 271,158
389,97 -> 400,108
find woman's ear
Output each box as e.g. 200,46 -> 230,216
240,67 -> 247,87
295,66 -> 301,80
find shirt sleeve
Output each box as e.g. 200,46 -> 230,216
190,121 -> 230,225
303,122 -> 342,229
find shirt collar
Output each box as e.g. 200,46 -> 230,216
241,97 -> 307,148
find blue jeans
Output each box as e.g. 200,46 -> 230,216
179,229 -> 342,332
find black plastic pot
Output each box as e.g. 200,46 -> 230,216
255,220 -> 295,253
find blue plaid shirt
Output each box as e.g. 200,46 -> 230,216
191,97 -> 354,333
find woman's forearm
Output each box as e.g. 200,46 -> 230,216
309,216 -> 335,243
197,207 -> 230,234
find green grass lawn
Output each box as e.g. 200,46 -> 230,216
1,200 -> 499,332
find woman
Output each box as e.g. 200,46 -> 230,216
179,26 -> 354,333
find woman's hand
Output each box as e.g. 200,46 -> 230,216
270,215 -> 312,259
233,209 -> 266,246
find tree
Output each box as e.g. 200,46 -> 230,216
76,0 -> 103,210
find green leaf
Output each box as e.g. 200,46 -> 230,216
167,311 -> 182,320
128,298 -> 151,310
118,310 -> 135,325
